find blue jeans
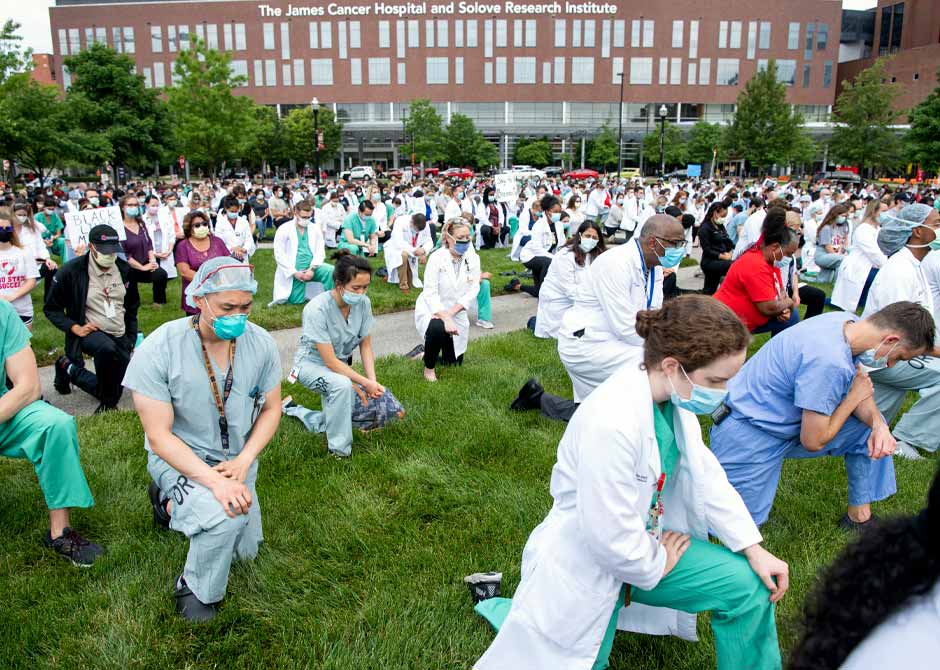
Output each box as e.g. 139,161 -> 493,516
751,309 -> 800,337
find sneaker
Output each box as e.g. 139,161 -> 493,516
54,356 -> 72,395
148,481 -> 171,530
838,513 -> 877,532
44,527 -> 105,567
895,441 -> 925,461
464,572 -> 503,604
510,378 -> 544,412
504,278 -> 522,292
476,320 -> 495,330
175,576 -> 219,623
376,267 -> 389,278
281,395 -> 297,410
405,344 -> 425,360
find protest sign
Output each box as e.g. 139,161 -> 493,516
495,173 -> 519,203
64,206 -> 125,250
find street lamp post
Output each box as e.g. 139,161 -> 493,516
311,97 -> 321,186
658,104 -> 667,177
616,71 -> 625,176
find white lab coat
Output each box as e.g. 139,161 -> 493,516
831,223 -> 888,312
319,202 -> 347,247
558,241 -> 663,402
214,214 -> 256,261
519,215 -> 564,265
862,247 -> 934,320
732,209 -> 767,260
534,248 -> 591,339
444,197 -> 463,223
143,212 -> 179,279
16,222 -> 49,261
510,208 -> 543,262
383,217 -> 434,288
271,219 -> 327,304
921,251 -> 940,323
474,363 -> 762,670
414,247 -> 481,358
160,205 -> 187,240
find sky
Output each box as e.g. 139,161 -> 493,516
7,0 -> 880,55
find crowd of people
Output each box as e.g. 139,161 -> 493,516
1,169 -> 940,666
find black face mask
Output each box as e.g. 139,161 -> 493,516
0,229 -> 13,243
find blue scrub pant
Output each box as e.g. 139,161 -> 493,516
871,358 -> 940,452
751,309 -> 800,338
710,414 -> 896,525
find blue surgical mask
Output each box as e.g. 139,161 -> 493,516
211,313 -> 248,340
774,257 -> 791,270
857,339 -> 898,371
656,240 -> 686,269
668,365 -> 727,415
930,239 -> 940,252
454,240 -> 471,255
125,206 -> 140,217
551,212 -> 561,223
579,238 -> 598,253
343,291 -> 365,306
836,215 -> 847,224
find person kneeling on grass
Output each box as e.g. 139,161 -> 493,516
0,299 -> 104,566
282,251 -> 404,459
474,296 -> 788,670
271,199 -> 334,306
124,257 -> 282,623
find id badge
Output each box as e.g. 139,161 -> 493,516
104,300 -> 117,318
287,367 -> 298,384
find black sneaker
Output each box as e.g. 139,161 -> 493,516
405,344 -> 425,360
148,481 -> 171,530
54,356 -> 72,395
510,379 -> 544,412
44,527 -> 105,567
838,513 -> 877,532
174,576 -> 219,623
376,267 -> 389,278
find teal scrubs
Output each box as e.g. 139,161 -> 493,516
122,316 -> 281,604
338,212 -> 377,256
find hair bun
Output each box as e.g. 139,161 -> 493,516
635,309 -> 660,340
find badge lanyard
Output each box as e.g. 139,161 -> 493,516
635,238 -> 654,309
192,315 -> 237,458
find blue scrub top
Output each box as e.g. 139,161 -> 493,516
727,312 -> 859,439
294,290 -> 374,368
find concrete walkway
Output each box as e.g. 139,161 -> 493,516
37,258 -> 704,417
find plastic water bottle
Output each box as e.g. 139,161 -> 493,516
135,332 -> 144,349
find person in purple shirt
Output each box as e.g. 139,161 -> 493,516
119,194 -> 169,307
173,210 -> 232,315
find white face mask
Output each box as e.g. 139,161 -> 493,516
296,216 -> 310,227
16,215 -> 27,223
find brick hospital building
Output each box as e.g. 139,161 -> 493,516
49,0 -> 844,170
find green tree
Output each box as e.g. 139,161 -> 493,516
0,74 -> 107,183
0,20 -> 32,86
63,43 -> 169,177
725,59 -> 812,173
686,122 -> 725,167
441,113 -> 497,169
165,38 -> 255,174
588,124 -> 619,172
829,58 -> 904,175
244,103 -> 289,172
282,105 -> 343,168
474,137 -> 500,169
514,137 -> 553,167
402,99 -> 444,165
642,122 -> 689,171
906,70 -> 940,174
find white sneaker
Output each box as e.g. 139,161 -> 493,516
895,441 -> 924,461
476,320 -> 495,330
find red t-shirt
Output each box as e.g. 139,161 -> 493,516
714,246 -> 783,331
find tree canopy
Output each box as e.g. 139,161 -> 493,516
281,105 -> 343,168
906,70 -> 940,173
642,122 -> 689,171
442,113 -> 498,169
513,138 -> 553,167
588,124 -> 619,172
402,99 -> 444,165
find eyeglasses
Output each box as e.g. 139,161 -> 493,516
656,237 -> 687,249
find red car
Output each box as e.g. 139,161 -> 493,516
563,168 -> 600,180
442,167 -> 475,179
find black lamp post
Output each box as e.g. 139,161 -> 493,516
311,97 -> 320,186
616,71 -> 624,176
658,104 -> 667,177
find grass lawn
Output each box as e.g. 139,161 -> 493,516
1,330 -> 936,669
28,247 -> 525,367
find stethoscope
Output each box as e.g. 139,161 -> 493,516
635,238 -> 655,309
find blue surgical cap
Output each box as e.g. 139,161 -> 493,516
877,203 -> 936,256
184,256 -> 258,309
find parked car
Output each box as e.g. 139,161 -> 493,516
442,167 -> 475,179
506,165 -> 547,180
348,165 -> 376,180
617,168 -> 642,180
663,169 -> 689,180
812,170 -> 861,185
563,168 -> 600,180
25,177 -> 64,189
543,166 -> 564,177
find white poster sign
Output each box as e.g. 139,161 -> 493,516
64,206 -> 126,250
495,173 -> 519,203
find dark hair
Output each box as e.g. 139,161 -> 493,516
222,195 -> 240,211
118,193 -> 142,218
411,212 -> 427,230
789,465 -> 940,669
359,200 -> 374,213
182,210 -> 210,238
563,220 -> 607,266
750,196 -> 765,210
818,203 -> 850,233
704,199 -> 732,225
539,194 -> 560,213
144,194 -> 160,206
761,207 -> 795,247
664,205 -> 683,219
680,213 -> 696,230
636,296 -> 750,372
331,249 -> 373,286
867,301 -> 937,353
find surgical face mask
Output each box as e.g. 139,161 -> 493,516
192,224 -> 210,239
166,200 -> 177,208
456,192 -> 465,200
204,300 -> 248,340
226,211 -> 238,220
929,239 -> 940,252
44,208 -> 55,216
774,256 -> 792,270
858,339 -> 899,371
88,196 -> 99,206
668,365 -> 728,415
0,228 -> 13,243
655,239 -> 686,269
579,237 -> 598,253
124,205 -> 140,217
453,240 -> 471,255
296,216 -> 311,227
655,206 -> 666,214
147,205 -> 160,216
550,212 -> 561,223
836,215 -> 847,224
15,215 -> 27,224
238,198 -> 247,205
342,291 -> 365,306
91,249 -> 117,267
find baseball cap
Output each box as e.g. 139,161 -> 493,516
88,225 -> 123,254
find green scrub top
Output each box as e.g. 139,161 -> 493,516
289,227 -> 314,304
342,212 -> 377,244
0,300 -> 31,398
293,290 -> 374,368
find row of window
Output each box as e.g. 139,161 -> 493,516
58,17 -> 834,59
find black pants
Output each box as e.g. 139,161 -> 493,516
39,262 -> 56,303
423,318 -> 464,370
701,258 -> 733,295
480,224 -> 508,249
69,331 -> 132,408
540,393 -> 578,422
128,266 -> 168,304
522,256 -> 552,298
428,222 -> 438,246
377,230 -> 392,244
663,272 -> 679,300
799,285 -> 826,319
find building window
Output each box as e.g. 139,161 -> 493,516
495,56 -> 507,84
571,56 -> 594,84
311,58 -> 333,85
279,22 -> 289,59
397,61 -> 406,84
153,62 -> 165,87
484,61 -> 493,84
397,20 -> 405,57
195,24 -> 204,43
58,29 -> 68,55
151,26 -> 163,53
123,27 -> 135,53
817,22 -> 829,51
763,58 -> 797,85
167,26 -> 177,52
513,56 -> 536,84
496,20 -> 507,48
282,63 -> 291,86
631,19 -> 640,48
787,22 -> 800,50
438,20 -> 448,48
759,22 -> 771,50
719,21 -> 728,49
377,21 -> 390,48
583,20 -> 596,48
309,22 -> 319,48
263,23 -> 274,50
689,20 -> 699,58
293,58 -> 304,86
658,57 -> 668,85
601,19 -> 611,57
96,27 -> 106,44
484,20 -> 493,57
747,21 -> 757,59
513,19 -> 523,48
553,56 -> 565,84
526,19 -> 536,48
823,60 -> 832,87
611,56 -> 623,85
426,56 -> 448,84
110,27 -> 122,53
572,19 -> 582,47
717,58 -> 740,85
338,21 -> 348,58
805,22 -> 815,60
613,19 -> 625,48
350,57 -> 362,85
730,21 -> 742,49
223,24 -> 232,51
467,20 -> 478,48
670,57 -> 681,85
643,20 -> 654,48
687,61 -> 697,85
629,57 -> 652,85
554,19 -> 566,47
699,58 -> 711,85
143,67 -> 152,88
543,61 -> 551,84
368,57 -> 390,84
425,20 -> 435,48
252,60 -> 261,86
456,56 -> 463,84
230,59 -> 247,84
672,20 -> 683,48
350,21 -> 361,49
68,28 -> 79,55
409,20 -> 419,48
206,24 -> 218,50
265,59 -> 276,86
321,22 -> 332,49
802,63 -> 810,87
455,20 -> 464,47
